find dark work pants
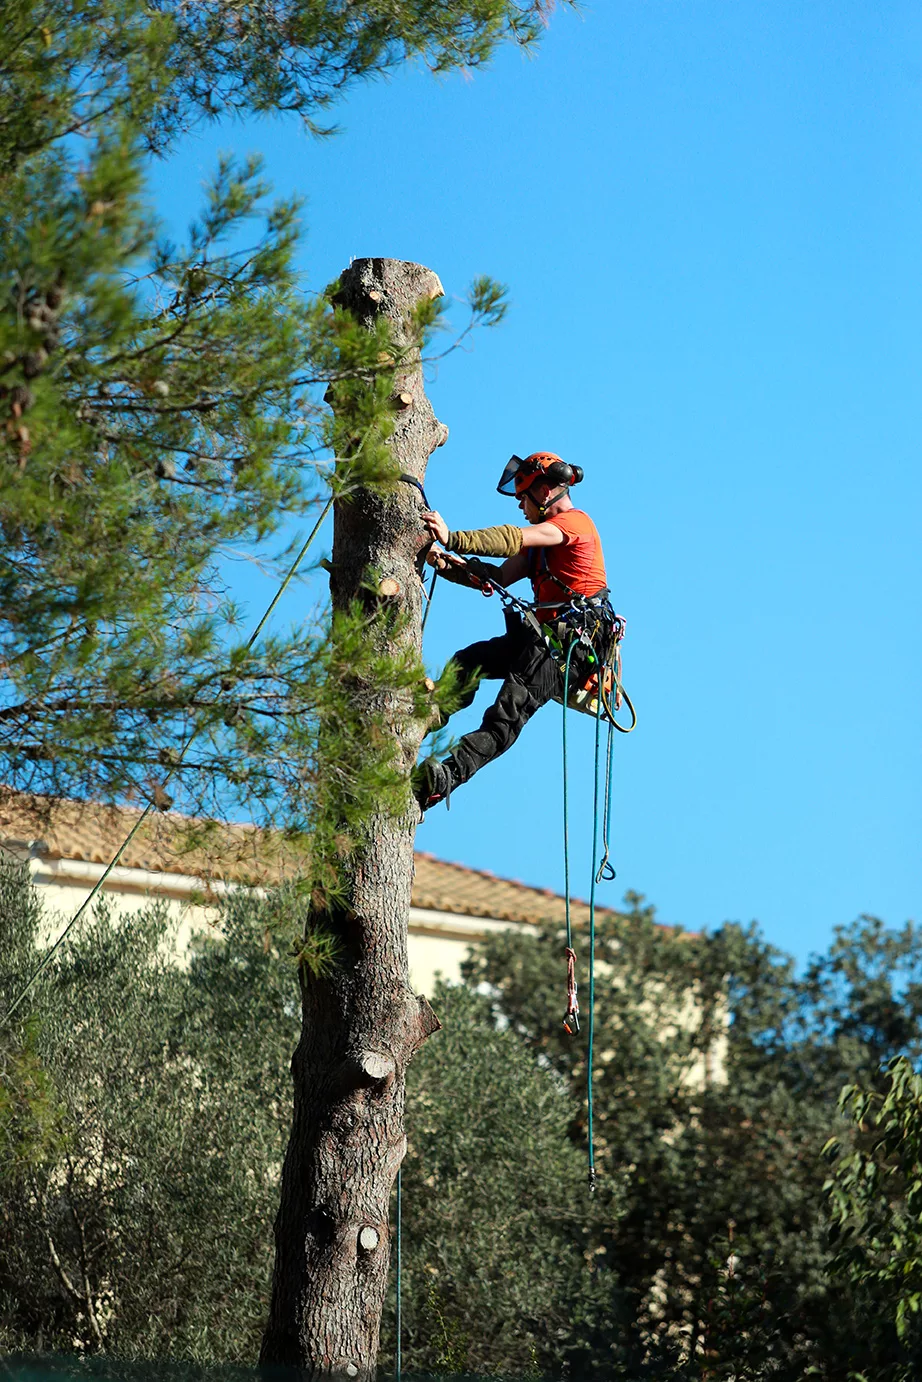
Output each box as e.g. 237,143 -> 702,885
441,610 -> 587,790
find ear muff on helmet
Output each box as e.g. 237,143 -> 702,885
496,452 -> 583,498
543,460 -> 584,488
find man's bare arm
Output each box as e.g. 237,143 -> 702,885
519,521 -> 566,549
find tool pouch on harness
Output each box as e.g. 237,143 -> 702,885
543,598 -> 626,720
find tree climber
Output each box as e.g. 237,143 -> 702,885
415,452 -> 611,812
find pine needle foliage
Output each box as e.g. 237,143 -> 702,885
0,0 -> 512,873
150,0 -> 564,145
2,0 -> 562,153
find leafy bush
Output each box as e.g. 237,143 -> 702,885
6,860 -> 922,1378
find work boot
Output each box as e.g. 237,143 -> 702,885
412,759 -> 453,813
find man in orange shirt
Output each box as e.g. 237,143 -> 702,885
416,452 -> 611,812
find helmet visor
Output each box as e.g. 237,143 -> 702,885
497,454 -> 529,496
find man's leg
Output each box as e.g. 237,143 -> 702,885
445,640 -> 558,787
415,625 -> 519,809
420,620 -> 563,806
440,632 -> 513,720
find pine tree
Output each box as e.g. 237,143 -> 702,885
2,0 -> 532,1370
261,258 -> 450,1376
0,0 -> 517,837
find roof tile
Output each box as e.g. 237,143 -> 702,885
0,788 -> 627,930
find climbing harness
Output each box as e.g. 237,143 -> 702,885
524,544 -> 637,732
466,565 -> 637,734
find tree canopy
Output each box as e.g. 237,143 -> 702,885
0,0 -> 510,843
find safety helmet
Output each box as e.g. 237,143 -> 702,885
496,452 -> 584,499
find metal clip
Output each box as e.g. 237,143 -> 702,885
563,1004 -> 580,1035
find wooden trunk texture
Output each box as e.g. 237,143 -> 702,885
260,260 -> 447,1379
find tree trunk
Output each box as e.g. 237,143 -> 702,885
261,259 -> 447,1378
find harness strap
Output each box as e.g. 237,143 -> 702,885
529,543 -> 611,609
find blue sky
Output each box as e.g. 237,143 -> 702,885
148,0 -> 921,964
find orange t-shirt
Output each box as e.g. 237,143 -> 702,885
529,509 -> 608,610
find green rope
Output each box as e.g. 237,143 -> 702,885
395,1166 -> 403,1381
3,798 -> 166,1024
244,495 -> 335,649
561,638 -> 578,953
595,720 -> 617,884
586,673 -> 604,1193
2,494 -> 335,1028
560,632 -> 608,1191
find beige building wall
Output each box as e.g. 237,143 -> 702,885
9,849 -> 508,995
2,793 -> 725,1088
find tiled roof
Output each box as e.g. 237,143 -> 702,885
0,789 -> 624,929
0,789 -> 275,885
413,851 -> 622,930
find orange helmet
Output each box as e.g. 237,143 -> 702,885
496,452 -> 584,499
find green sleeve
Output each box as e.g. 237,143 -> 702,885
446,524 -> 524,558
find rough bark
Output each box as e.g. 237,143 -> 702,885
261,259 -> 447,1379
